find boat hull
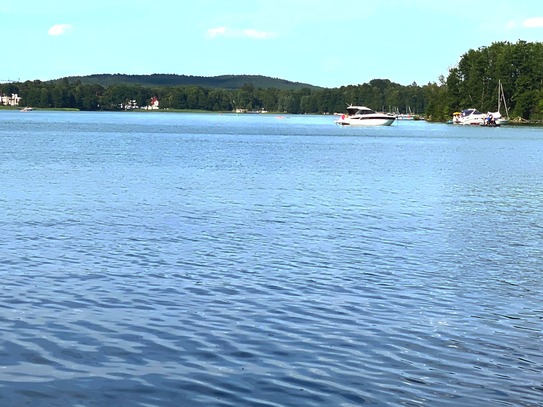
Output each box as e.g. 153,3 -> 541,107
335,116 -> 396,126
458,119 -> 485,125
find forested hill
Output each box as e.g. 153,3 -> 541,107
51,74 -> 321,90
6,41 -> 541,120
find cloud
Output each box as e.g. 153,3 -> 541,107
206,26 -> 277,39
242,29 -> 277,39
207,26 -> 227,38
522,17 -> 543,28
48,24 -> 73,36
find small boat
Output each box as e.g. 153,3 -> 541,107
451,108 -> 486,125
20,107 -> 33,112
397,106 -> 415,120
481,112 -> 501,127
335,105 -> 396,126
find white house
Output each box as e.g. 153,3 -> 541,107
0,93 -> 21,106
145,96 -> 159,110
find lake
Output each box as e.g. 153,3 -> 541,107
1,110 -> 542,406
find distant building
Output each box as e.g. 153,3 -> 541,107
146,97 -> 159,110
0,93 -> 21,106
122,100 -> 139,110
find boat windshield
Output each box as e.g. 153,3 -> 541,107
346,106 -> 375,115
462,109 -> 482,116
354,108 -> 375,115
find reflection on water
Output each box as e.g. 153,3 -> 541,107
1,111 -> 542,406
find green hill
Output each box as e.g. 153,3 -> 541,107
52,73 -> 321,90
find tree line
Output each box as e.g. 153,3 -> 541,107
0,78 -> 430,116
430,40 -> 543,121
49,73 -> 321,90
2,41 -> 542,121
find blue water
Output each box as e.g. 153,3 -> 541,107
1,110 -> 542,406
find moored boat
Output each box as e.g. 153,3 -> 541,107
486,80 -> 510,125
451,108 -> 486,125
335,105 -> 396,126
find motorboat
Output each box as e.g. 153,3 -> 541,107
335,105 -> 396,126
485,111 -> 508,126
481,112 -> 501,127
451,108 -> 486,125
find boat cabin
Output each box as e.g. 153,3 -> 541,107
346,106 -> 376,116
462,108 -> 483,117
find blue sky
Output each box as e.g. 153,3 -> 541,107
2,0 -> 542,88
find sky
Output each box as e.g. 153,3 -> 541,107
2,0 -> 543,88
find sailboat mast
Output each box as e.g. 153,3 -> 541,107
500,80 -> 509,118
497,80 -> 501,111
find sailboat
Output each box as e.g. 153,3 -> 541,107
487,80 -> 509,125
397,106 -> 415,120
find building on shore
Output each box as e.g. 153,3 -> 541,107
0,93 -> 21,106
144,97 -> 159,110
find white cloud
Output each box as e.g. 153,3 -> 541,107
505,20 -> 516,30
48,24 -> 73,36
206,26 -> 277,39
207,26 -> 226,38
522,17 -> 543,28
242,29 -> 277,39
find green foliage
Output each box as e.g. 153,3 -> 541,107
4,41 -> 543,121
445,40 -> 543,120
1,77 -> 440,115
49,74 -> 321,91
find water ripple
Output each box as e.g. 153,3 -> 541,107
1,112 -> 543,406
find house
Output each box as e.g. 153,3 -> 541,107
142,97 -> 159,110
146,97 -> 159,110
0,93 -> 21,106
123,100 -> 139,110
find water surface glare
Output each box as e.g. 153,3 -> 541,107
1,111 -> 542,406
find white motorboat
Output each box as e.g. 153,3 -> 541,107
451,108 -> 486,125
335,105 -> 396,126
485,111 -> 508,126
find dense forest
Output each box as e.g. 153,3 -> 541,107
49,74 -> 321,90
2,41 -> 542,121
